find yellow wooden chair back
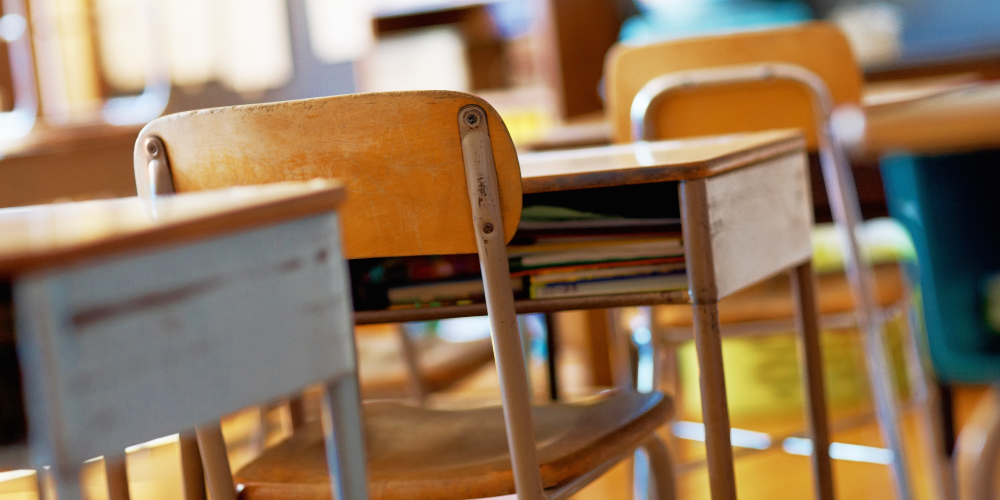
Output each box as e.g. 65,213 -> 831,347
133,91 -> 522,260
605,22 -> 862,148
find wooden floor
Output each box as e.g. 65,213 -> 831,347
0,312 -> 991,500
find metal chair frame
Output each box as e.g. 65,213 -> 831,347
630,62 -> 919,500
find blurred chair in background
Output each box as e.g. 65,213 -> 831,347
606,21 -> 941,500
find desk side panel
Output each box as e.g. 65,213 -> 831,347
14,214 -> 355,467
705,152 -> 813,299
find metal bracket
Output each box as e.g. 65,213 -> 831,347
143,135 -> 175,200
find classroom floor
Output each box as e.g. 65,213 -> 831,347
0,317 -> 992,500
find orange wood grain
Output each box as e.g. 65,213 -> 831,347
605,22 -> 862,148
235,390 -> 672,500
135,91 -> 522,260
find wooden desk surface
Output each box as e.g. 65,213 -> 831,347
518,129 -> 805,193
0,180 -> 345,277
863,81 -> 1000,156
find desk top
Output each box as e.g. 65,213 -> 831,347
863,82 -> 1000,156
0,180 -> 345,277
518,129 -> 805,193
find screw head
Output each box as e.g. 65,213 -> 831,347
145,139 -> 159,157
482,222 -> 494,234
466,113 -> 479,126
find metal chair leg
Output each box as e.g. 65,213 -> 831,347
396,325 -> 428,404
195,423 -> 237,500
897,280 -> 958,500
319,375 -> 369,500
641,435 -> 678,500
956,387 -> 1000,500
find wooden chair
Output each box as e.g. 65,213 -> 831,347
0,181 -> 363,500
606,21 -> 926,500
132,91 -> 677,500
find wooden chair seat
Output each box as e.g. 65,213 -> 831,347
235,390 -> 673,500
654,263 -> 905,328
356,332 -> 495,399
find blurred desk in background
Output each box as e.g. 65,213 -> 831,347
862,81 -> 1000,157
0,124 -> 141,209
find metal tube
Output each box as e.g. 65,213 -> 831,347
459,104 -> 545,500
194,423 -> 237,500
319,375 -> 369,500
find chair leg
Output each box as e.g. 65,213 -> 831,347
956,387 -> 1000,500
178,431 -> 208,500
287,394 -> 307,430
641,435 -> 678,500
43,465 -> 83,500
319,375 -> 369,500
544,312 -> 560,401
36,467 -> 62,500
898,280 -> 958,500
104,453 -> 131,500
195,422 -> 237,500
790,262 -> 835,500
819,122 -> 914,499
396,325 -> 428,404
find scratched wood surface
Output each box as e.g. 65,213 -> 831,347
518,130 -> 804,193
135,91 -> 522,259
235,390 -> 672,500
14,212 -> 356,470
698,151 -> 813,299
0,180 -> 344,277
605,22 -> 862,148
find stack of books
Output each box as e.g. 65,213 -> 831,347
349,205 -> 687,310
510,215 -> 685,299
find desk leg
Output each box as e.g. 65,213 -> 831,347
790,262 -> 835,500
681,178 -> 737,500
690,300 -> 737,500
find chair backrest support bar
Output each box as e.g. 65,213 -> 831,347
458,104 -> 545,499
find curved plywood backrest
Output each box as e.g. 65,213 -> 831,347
134,91 -> 522,260
606,22 -> 862,148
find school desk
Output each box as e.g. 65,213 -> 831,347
0,180 -> 360,500
357,128 -> 833,500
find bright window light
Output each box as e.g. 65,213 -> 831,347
783,437 -> 894,465
671,421 -> 772,450
218,0 -> 293,92
304,0 -> 375,64
163,0 -> 216,86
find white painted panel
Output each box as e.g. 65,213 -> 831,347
15,214 -> 355,467
705,152 -> 813,298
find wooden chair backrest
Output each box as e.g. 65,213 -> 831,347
605,22 -> 862,148
134,91 -> 522,259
